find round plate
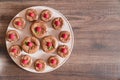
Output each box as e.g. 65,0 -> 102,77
6,6 -> 74,73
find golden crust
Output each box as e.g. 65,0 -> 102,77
6,30 -> 20,42
25,9 -> 38,21
40,35 -> 57,53
34,59 -> 46,72
47,56 -> 59,68
30,21 -> 47,39
59,31 -> 70,43
21,36 -> 40,54
12,17 -> 26,30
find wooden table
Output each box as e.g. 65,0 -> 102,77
1,0 -> 120,80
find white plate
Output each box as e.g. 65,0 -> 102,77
6,6 -> 74,73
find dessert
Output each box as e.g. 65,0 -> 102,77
25,9 -> 38,21
12,17 -> 26,29
30,21 -> 47,39
34,59 -> 46,72
21,36 -> 40,54
20,55 -> 32,67
59,31 -> 70,43
9,45 -> 21,58
52,17 -> 63,30
57,45 -> 69,58
41,35 -> 57,53
6,30 -> 20,42
47,56 -> 59,68
40,9 -> 52,22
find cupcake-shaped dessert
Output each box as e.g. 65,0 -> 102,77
9,45 -> 21,58
34,59 -> 46,72
21,36 -> 40,54
30,21 -> 47,39
20,55 -> 32,67
25,9 -> 38,21
52,17 -> 63,30
41,35 -> 57,53
57,45 -> 69,58
12,17 -> 26,30
6,30 -> 19,42
47,56 -> 59,68
40,9 -> 52,22
59,31 -> 70,43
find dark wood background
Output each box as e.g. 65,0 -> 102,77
1,0 -> 120,80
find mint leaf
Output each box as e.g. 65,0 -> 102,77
48,46 -> 53,50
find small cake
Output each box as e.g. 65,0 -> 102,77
12,17 -> 26,29
6,30 -> 19,42
47,56 -> 59,68
57,45 -> 69,58
41,35 -> 57,53
9,45 -> 21,58
25,9 -> 38,21
59,31 -> 70,43
52,17 -> 63,30
34,59 -> 46,72
30,21 -> 47,39
40,9 -> 52,22
20,55 -> 32,67
21,36 -> 40,54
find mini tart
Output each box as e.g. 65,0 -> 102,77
20,55 -> 32,67
12,17 -> 26,30
25,9 -> 38,21
52,17 -> 63,30
6,30 -> 19,42
41,35 -> 57,53
34,59 -> 46,72
30,21 -> 47,39
21,36 -> 40,54
57,45 -> 69,58
59,31 -> 70,43
40,9 -> 52,22
47,56 -> 59,68
9,45 -> 21,58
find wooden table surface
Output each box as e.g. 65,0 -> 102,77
1,0 -> 120,80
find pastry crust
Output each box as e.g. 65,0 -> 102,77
52,17 -> 63,30
34,59 -> 46,72
6,30 -> 20,42
40,9 -> 52,22
59,31 -> 70,43
20,55 -> 32,67
12,17 -> 26,29
47,56 -> 59,68
40,35 -> 57,53
57,45 -> 69,58
9,45 -> 21,58
25,9 -> 38,21
21,36 -> 40,54
30,21 -> 47,39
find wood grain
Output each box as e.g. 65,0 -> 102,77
1,0 -> 120,80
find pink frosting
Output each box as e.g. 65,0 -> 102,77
29,12 -> 35,17
16,21 -> 22,26
27,42 -> 33,47
55,20 -> 61,26
22,59 -> 28,64
61,48 -> 67,54
51,59 -> 57,64
35,27 -> 42,32
43,13 -> 49,18
9,34 -> 15,40
36,63 -> 43,68
46,42 -> 52,47
62,33 -> 68,39
12,48 -> 17,53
